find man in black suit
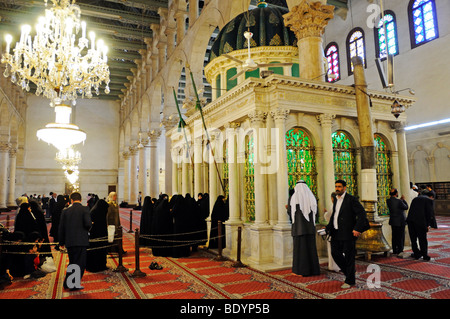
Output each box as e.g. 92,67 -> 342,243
59,192 -> 92,290
326,180 -> 369,289
386,188 -> 408,257
406,190 -> 437,261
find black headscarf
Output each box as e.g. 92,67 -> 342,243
139,196 -> 154,247
14,203 -> 40,239
87,199 -> 109,272
151,197 -> 173,257
209,195 -> 229,249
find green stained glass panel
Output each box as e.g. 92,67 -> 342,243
375,134 -> 393,216
332,131 -> 358,197
244,136 -> 255,222
286,128 -> 318,198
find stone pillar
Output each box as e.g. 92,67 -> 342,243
247,111 -> 273,267
271,108 -> 290,226
317,113 -> 336,216
188,0 -> 199,28
7,147 -> 17,207
284,0 -> 334,81
129,147 -> 138,205
148,130 -> 162,198
208,137 -> 218,218
0,143 -> 9,209
393,123 -> 412,204
122,152 -> 130,203
223,122 -> 243,259
175,10 -> 187,43
182,145 -> 190,196
249,111 -> 268,225
194,137 -> 203,200
270,108 -> 293,268
138,138 -> 148,197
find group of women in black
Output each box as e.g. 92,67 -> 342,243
139,193 -> 229,258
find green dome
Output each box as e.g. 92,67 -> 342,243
208,3 -> 297,63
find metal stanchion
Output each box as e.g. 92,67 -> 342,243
113,226 -> 128,273
214,220 -> 227,261
131,228 -> 146,277
128,210 -> 134,233
232,226 -> 246,268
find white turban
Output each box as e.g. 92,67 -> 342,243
290,181 -> 317,224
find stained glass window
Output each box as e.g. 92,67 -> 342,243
226,68 -> 237,91
376,12 -> 399,59
332,131 -> 358,197
286,128 -> 318,198
325,43 -> 340,82
410,0 -> 438,47
347,28 -> 366,74
244,135 -> 255,222
375,134 -> 393,216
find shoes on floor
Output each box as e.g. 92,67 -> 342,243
149,262 -> 163,270
422,255 -> 431,261
341,283 -> 353,289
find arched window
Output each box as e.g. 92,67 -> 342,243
347,28 -> 366,75
375,11 -> 399,59
286,128 -> 318,198
244,135 -> 255,222
375,134 -> 393,216
325,42 -> 340,82
409,0 -> 439,48
332,131 -> 358,197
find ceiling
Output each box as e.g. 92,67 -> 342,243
0,0 -> 348,103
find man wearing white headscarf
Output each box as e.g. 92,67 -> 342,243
287,181 -> 320,277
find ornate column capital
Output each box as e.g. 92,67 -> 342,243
316,113 -> 336,126
148,129 -> 162,143
0,143 -> 10,152
248,110 -> 267,124
162,116 -> 179,130
390,121 -> 407,133
8,148 -> 17,158
284,0 -> 334,39
270,108 -> 290,122
122,151 -> 130,160
129,146 -> 138,156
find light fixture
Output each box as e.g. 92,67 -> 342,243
1,0 -> 110,102
37,98 -> 86,150
56,146 -> 82,167
391,100 -> 406,119
64,165 -> 80,185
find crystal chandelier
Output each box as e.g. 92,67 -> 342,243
1,0 -> 110,102
56,146 -> 82,167
36,99 -> 86,150
63,165 -> 80,185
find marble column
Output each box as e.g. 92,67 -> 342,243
249,111 -> 268,225
208,137 -> 218,218
138,139 -> 148,197
247,111 -> 272,267
7,147 -> 17,207
129,147 -> 138,205
148,130 -> 161,198
0,143 -> 9,209
317,113 -> 336,216
284,0 -> 334,81
194,137 -> 203,200
122,152 -> 130,203
270,108 -> 293,268
393,122 -> 412,204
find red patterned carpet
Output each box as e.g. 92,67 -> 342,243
1,209 -> 449,301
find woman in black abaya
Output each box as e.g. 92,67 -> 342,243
29,201 -> 51,256
171,194 -> 191,258
139,196 -> 154,247
151,196 -> 173,257
208,195 -> 229,249
86,199 -> 109,272
49,195 -> 68,250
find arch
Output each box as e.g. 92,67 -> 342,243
324,42 -> 341,82
374,10 -> 399,60
408,0 -> 439,49
346,27 -> 366,75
